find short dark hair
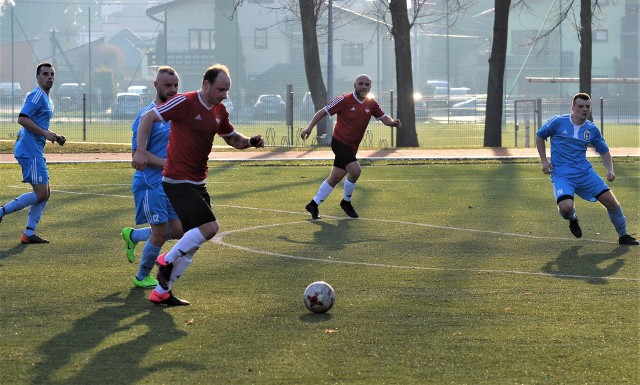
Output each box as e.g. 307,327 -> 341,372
36,62 -> 54,76
203,64 -> 230,84
572,92 -> 591,105
157,66 -> 178,77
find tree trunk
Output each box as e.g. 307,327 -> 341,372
299,0 -> 329,142
388,0 -> 418,147
483,0 -> 511,147
579,0 -> 592,118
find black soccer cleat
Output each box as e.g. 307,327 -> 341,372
155,253 -> 174,290
305,201 -> 320,220
569,219 -> 582,238
149,290 -> 190,306
20,233 -> 50,244
340,199 -> 359,218
618,234 -> 639,245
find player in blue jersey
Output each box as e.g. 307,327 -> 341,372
0,62 -> 66,244
535,92 -> 638,245
121,66 -> 184,288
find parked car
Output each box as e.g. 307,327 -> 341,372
126,85 -> 153,104
254,94 -> 285,120
56,83 -> 85,111
424,80 -> 450,97
450,97 -> 484,116
0,82 -> 24,104
413,92 -> 428,120
112,93 -> 144,119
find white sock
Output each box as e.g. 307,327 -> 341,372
168,255 -> 193,289
164,228 -> 206,263
343,179 -> 356,201
313,180 -> 334,205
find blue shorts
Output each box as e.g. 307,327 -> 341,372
16,156 -> 49,185
133,185 -> 178,225
550,168 -> 609,203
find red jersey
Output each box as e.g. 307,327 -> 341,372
154,91 -> 234,182
325,92 -> 385,152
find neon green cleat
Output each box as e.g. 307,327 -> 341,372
121,227 -> 136,263
134,275 -> 159,288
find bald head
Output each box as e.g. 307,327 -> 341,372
353,74 -> 372,101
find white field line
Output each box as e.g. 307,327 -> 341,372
211,219 -> 639,282
16,187 -> 638,282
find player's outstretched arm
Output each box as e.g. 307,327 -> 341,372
535,136 -> 552,174
224,132 -> 264,149
380,115 -> 401,128
600,151 -> 615,182
301,109 -> 328,140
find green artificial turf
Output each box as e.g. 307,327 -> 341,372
0,160 -> 638,384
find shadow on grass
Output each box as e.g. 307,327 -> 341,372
299,312 -> 333,323
0,243 -> 28,262
541,245 -> 631,284
31,288 -> 201,385
277,218 -> 378,253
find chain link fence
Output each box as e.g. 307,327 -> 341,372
1,93 -> 637,149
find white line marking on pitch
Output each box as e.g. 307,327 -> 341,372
38,188 -> 638,281
212,219 -> 639,282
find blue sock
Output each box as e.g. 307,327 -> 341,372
608,206 -> 627,237
131,227 -> 151,243
24,200 -> 47,236
137,241 -> 161,280
1,192 -> 38,217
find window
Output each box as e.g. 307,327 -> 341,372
341,43 -> 364,66
255,28 -> 267,49
189,29 -> 215,51
594,29 -> 608,42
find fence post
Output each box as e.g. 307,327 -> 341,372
390,90 -> 394,147
600,97 -> 604,136
287,84 -> 293,146
82,93 -> 86,142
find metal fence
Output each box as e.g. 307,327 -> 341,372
1,93 -> 638,149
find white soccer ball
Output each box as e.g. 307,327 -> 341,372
303,281 -> 335,313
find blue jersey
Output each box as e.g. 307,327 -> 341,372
131,102 -> 171,192
536,114 -> 609,177
14,87 -> 53,158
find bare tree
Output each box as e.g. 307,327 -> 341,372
517,0 -> 602,97
483,0 -> 512,147
388,0 -> 419,147
299,0 -> 329,141
578,0 -> 592,98
370,0 -> 471,147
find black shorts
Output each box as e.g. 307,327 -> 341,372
331,138 -> 357,169
163,182 -> 215,232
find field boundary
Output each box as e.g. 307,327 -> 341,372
1,147 -> 638,164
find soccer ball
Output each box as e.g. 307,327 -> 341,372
303,281 -> 335,313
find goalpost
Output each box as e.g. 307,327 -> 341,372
512,77 -> 640,147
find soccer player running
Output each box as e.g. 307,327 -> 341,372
0,62 -> 66,243
122,66 -> 185,289
535,92 -> 638,245
300,74 -> 401,219
132,63 -> 264,306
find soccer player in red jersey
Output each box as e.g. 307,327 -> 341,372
300,74 -> 401,219
132,63 -> 264,306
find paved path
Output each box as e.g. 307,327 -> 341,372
0,147 -> 638,164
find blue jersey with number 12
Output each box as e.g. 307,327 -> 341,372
131,103 -> 171,192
